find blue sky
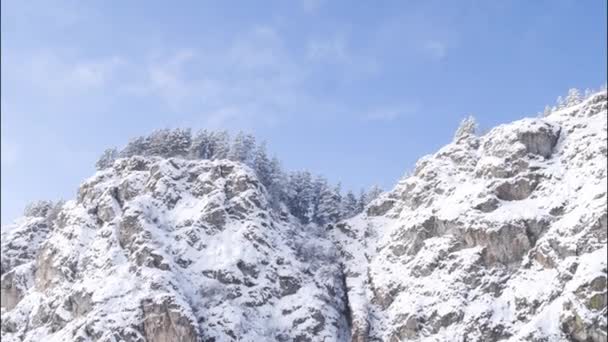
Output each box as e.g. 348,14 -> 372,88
1,0 -> 606,224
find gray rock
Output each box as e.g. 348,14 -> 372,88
141,297 -> 199,342
494,175 -> 539,201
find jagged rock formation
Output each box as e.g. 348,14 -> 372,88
1,90 -> 607,341
333,91 -> 608,341
2,159 -> 348,341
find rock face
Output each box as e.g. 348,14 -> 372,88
332,91 -> 608,341
1,159 -> 348,342
1,91 -> 607,341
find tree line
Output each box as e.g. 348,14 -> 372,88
95,130 -> 383,225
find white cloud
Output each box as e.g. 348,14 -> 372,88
7,52 -> 125,96
306,35 -> 379,77
119,26 -> 318,129
122,49 -> 202,110
69,57 -> 125,87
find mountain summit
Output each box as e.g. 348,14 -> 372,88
2,90 -> 607,341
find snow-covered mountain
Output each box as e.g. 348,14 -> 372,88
1,90 -> 607,341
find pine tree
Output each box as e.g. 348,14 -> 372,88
565,88 -> 581,107
364,185 -> 383,206
190,129 -> 212,159
253,142 -> 272,187
342,191 -> 358,219
146,128 -> 192,157
542,105 -> 552,117
556,96 -> 566,110
357,189 -> 368,212
209,131 -> 230,160
96,148 -> 118,170
315,181 -> 342,225
23,200 -> 55,217
286,171 -> 314,223
454,116 -> 478,141
229,131 -> 256,164
267,156 -> 286,204
311,176 -> 329,224
119,136 -> 149,158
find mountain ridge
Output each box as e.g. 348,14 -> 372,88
1,89 -> 607,341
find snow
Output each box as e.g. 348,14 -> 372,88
1,90 -> 606,341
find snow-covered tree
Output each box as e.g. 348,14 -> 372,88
229,131 -> 256,163
96,148 -> 118,170
23,200 -> 54,217
286,171 -> 314,223
208,131 -> 231,160
542,105 -> 552,117
267,156 -> 286,203
146,128 -> 192,157
119,136 -> 149,158
565,88 -> 581,107
556,96 -> 566,110
341,191 -> 358,219
189,129 -> 212,159
454,115 -> 478,141
359,185 -> 383,210
314,181 -> 342,225
366,185 -> 383,203
253,142 -> 273,187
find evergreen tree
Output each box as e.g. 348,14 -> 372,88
366,185 -> 383,204
253,142 -> 272,187
286,171 -> 314,223
23,200 -> 54,217
267,156 -> 286,203
311,176 -> 329,224
119,136 -> 149,158
209,131 -> 230,160
315,182 -> 342,225
190,129 -> 212,159
96,148 -> 118,170
229,131 -> 256,163
146,128 -> 192,157
565,88 -> 581,107
454,116 -> 478,141
342,191 -> 358,219
357,188 -> 368,212
556,96 -> 566,110
542,105 -> 552,117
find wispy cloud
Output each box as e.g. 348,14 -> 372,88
120,26 -> 309,129
306,34 -> 379,77
6,52 -> 125,97
122,49 -> 203,111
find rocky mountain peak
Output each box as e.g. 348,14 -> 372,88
2,89 -> 607,341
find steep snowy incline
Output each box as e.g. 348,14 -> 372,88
332,91 -> 607,341
1,158 -> 349,342
1,90 -> 606,342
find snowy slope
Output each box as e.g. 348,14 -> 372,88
2,158 -> 349,341
332,91 -> 607,341
1,91 -> 606,342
